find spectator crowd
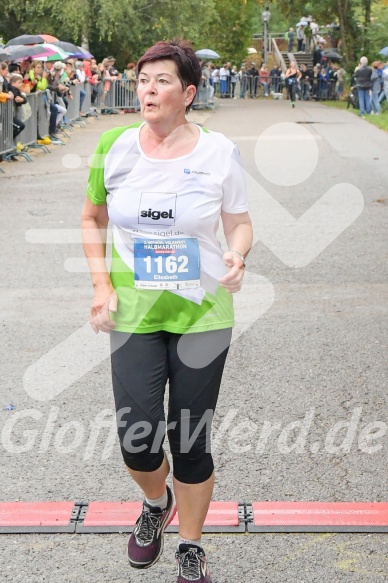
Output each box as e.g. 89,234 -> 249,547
1,30 -> 388,162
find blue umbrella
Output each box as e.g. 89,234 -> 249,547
378,46 -> 388,57
296,21 -> 308,26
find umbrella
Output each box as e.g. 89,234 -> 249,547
195,49 -> 220,60
68,47 -> 94,59
378,47 -> 388,57
34,44 -> 69,61
322,50 -> 343,60
247,47 -> 258,54
51,42 -> 94,59
0,49 -> 11,61
52,41 -> 80,54
296,21 -> 308,26
5,34 -> 58,47
3,44 -> 52,61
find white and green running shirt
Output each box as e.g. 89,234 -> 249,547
87,122 -> 248,334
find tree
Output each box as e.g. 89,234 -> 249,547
0,0 -> 262,67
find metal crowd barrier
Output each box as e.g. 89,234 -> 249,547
37,92 -> 49,139
0,100 -> 14,156
80,82 -> 92,114
192,82 -> 214,109
93,79 -> 139,112
65,84 -> 80,122
214,76 -> 286,99
16,93 -> 39,148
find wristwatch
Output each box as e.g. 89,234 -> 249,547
229,249 -> 246,267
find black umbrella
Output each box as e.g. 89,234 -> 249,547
3,44 -> 50,60
52,40 -> 81,54
322,50 -> 343,60
5,34 -> 58,47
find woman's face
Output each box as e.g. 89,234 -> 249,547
137,59 -> 195,124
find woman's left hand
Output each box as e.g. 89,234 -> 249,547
219,251 -> 245,293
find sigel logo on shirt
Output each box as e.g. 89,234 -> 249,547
138,192 -> 177,226
140,209 -> 174,220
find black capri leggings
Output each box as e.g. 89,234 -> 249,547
287,79 -> 297,102
110,328 -> 232,484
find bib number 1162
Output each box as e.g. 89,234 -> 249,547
143,255 -> 189,274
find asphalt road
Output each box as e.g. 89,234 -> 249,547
0,97 -> 387,582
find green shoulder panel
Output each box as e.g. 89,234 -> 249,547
86,124 -> 142,205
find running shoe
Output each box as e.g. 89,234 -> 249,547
127,485 -> 176,569
291,101 -> 295,108
176,543 -> 212,582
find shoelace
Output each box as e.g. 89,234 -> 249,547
178,549 -> 203,580
136,509 -> 161,545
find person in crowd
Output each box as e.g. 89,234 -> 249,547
248,62 -> 259,98
28,60 -> 61,144
313,43 -> 322,67
211,66 -> 219,95
8,63 -> 22,75
370,61 -> 381,114
319,66 -> 329,99
207,63 -> 214,87
44,61 -> 55,77
325,62 -> 336,99
197,60 -> 211,106
106,56 -> 120,77
81,38 -> 252,583
259,64 -> 269,97
83,59 -> 93,80
75,61 -> 87,112
206,63 -> 215,102
379,62 -> 388,105
0,62 -> 11,92
20,60 -> 32,92
29,60 -> 47,90
311,65 -> 320,100
287,27 -> 295,53
122,62 -> 137,110
333,63 -> 347,99
296,25 -> 305,52
239,65 -> 249,98
47,62 -> 68,135
90,64 -> 102,106
269,63 -> 282,93
8,73 -> 27,139
354,56 -> 372,118
101,57 -> 120,113
219,62 -> 230,97
230,65 -> 238,98
300,63 -> 312,100
285,60 -> 302,107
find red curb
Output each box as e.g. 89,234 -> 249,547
1,501 -> 388,529
82,501 -> 239,527
0,502 -> 75,527
171,501 -> 239,527
251,502 -> 388,526
83,501 -> 141,527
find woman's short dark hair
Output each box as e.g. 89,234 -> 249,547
137,39 -> 202,111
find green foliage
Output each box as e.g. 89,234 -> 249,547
273,0 -> 387,65
201,0 -> 259,65
0,0 -> 262,68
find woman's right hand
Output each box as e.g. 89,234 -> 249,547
90,283 -> 118,334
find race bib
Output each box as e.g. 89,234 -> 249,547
133,237 -> 200,290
